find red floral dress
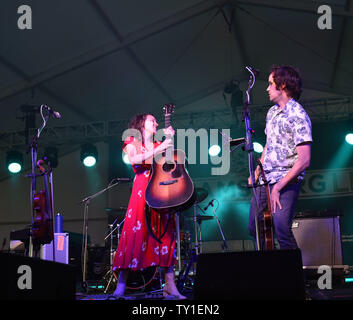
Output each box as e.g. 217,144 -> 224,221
112,137 -> 177,271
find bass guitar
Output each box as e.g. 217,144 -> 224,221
145,104 -> 195,213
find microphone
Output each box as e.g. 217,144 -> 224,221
204,199 -> 215,211
42,104 -> 61,119
112,177 -> 133,183
246,66 -> 260,76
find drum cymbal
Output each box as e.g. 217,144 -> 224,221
194,187 -> 208,203
185,214 -> 213,222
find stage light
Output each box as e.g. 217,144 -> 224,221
209,145 -> 221,156
83,156 -> 96,167
43,147 -> 58,168
6,150 -> 23,174
253,142 -> 264,153
80,144 -> 98,167
345,133 -> 353,145
122,153 -> 130,164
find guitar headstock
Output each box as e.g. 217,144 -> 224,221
163,103 -> 175,116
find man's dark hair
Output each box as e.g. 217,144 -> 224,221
270,65 -> 302,100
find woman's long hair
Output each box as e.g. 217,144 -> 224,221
128,113 -> 150,143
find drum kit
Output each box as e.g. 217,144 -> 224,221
101,187 -> 214,294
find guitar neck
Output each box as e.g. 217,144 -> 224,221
164,112 -> 174,154
165,113 -> 171,128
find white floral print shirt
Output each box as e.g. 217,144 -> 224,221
261,98 -> 312,184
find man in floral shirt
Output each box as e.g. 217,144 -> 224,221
248,65 -> 312,250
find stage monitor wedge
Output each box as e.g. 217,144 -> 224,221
194,249 -> 305,300
0,253 -> 76,300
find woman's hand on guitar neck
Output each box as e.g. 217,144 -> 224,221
163,126 -> 175,137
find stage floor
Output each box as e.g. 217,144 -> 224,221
76,283 -> 353,301
75,266 -> 353,301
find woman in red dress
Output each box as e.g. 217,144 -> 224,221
112,113 -> 185,299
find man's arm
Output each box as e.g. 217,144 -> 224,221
271,142 -> 311,212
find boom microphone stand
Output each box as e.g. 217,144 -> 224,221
219,66 -> 262,250
207,200 -> 228,252
79,178 -> 132,292
243,66 -> 261,250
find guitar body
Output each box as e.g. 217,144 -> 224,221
145,149 -> 195,213
263,208 -> 274,250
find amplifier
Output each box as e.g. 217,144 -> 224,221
292,216 -> 343,267
41,233 -> 69,264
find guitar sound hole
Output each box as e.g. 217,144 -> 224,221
162,162 -> 175,172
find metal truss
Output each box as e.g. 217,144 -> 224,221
0,96 -> 352,150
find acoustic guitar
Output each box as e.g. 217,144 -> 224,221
145,104 -> 195,213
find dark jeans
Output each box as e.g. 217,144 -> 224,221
248,181 -> 301,250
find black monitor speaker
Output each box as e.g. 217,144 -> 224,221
194,249 -> 305,300
0,253 -> 76,300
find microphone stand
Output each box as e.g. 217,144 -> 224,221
208,201 -> 228,252
79,179 -> 129,292
28,135 -> 39,258
103,217 -> 125,293
47,165 -> 56,262
243,66 -> 261,251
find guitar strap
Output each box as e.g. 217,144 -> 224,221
144,205 -> 171,244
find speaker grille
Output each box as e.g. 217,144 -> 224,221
292,216 -> 343,266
